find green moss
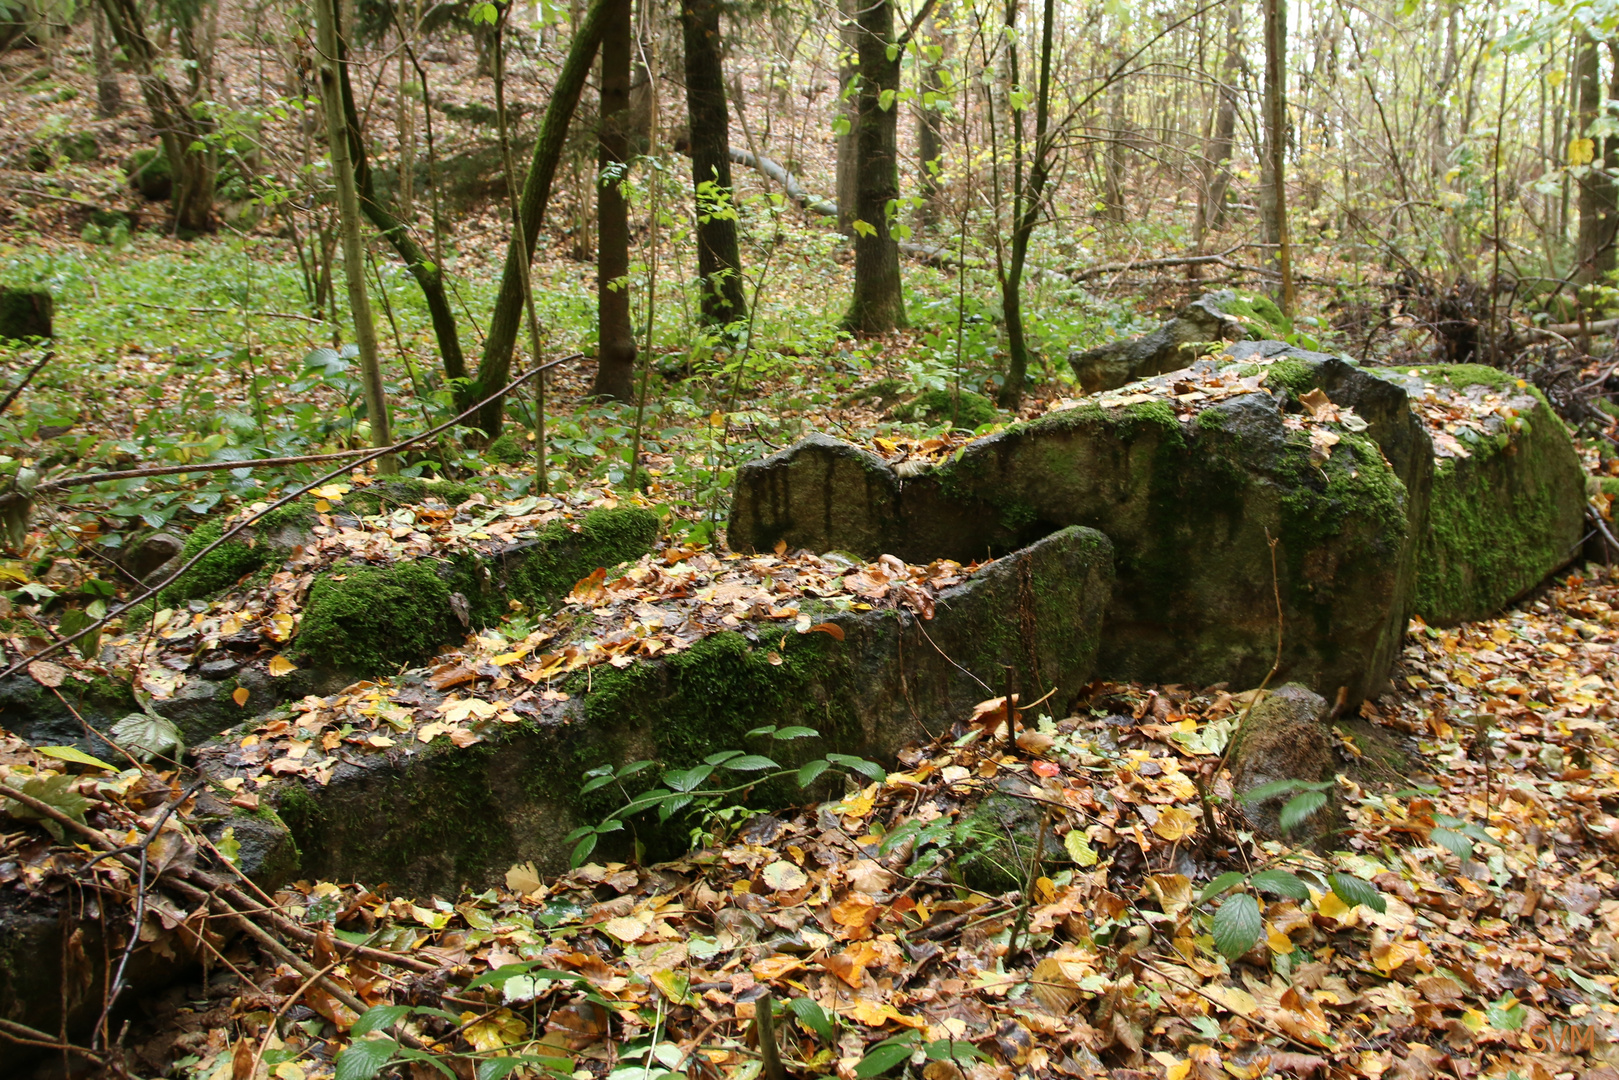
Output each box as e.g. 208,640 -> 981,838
1601,477 -> 1619,497
891,388 -> 999,428
255,498 -> 318,537
485,430 -> 530,465
157,522 -> 271,606
1221,292 -> 1293,337
951,793 -> 1051,893
126,146 -> 171,200
1394,363 -> 1517,393
291,560 -> 455,676
346,478 -> 480,516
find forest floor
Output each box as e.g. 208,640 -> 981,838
7,20 -> 1619,1080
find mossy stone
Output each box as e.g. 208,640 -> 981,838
485,430 -> 530,465
292,560 -> 456,677
346,477 -> 480,516
890,388 -> 999,429
0,286 -> 52,341
951,784 -> 1050,893
1388,364 -> 1586,624
126,146 -> 172,201
157,521 -> 270,607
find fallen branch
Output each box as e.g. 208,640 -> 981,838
1540,315 -> 1619,337
0,351 -> 51,417
124,301 -> 331,325
12,448 -> 381,502
0,354 -> 583,680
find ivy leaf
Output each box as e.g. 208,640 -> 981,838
1212,892 -> 1262,960
1251,869 -> 1311,899
1328,872 -> 1387,913
334,1036 -> 397,1080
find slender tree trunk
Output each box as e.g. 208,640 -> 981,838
97,0 -> 216,234
1576,30 -> 1619,286
1101,69 -> 1127,223
1196,0 -> 1238,241
916,8 -> 946,230
997,0 -> 1054,409
467,0 -> 610,432
314,0 -> 394,470
843,0 -> 906,333
1261,0 -> 1294,314
681,0 -> 746,325
592,0 -> 637,400
334,21 -> 466,381
91,4 -> 122,119
835,0 -> 859,233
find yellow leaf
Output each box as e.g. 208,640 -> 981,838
1151,807 -> 1198,842
1266,926 -> 1295,955
463,1008 -> 526,1052
1548,68 -> 1567,88
267,655 -> 297,677
1570,137 -> 1595,166
313,499 -> 331,513
1064,830 -> 1099,866
312,484 -> 350,500
232,687 -> 250,707
506,861 -> 543,894
602,916 -> 649,942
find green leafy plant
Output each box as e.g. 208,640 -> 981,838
1199,861 -> 1385,962
566,724 -> 884,866
1238,777 -> 1334,835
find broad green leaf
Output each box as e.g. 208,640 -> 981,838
1429,827 -> 1474,860
351,1004 -> 412,1036
1328,872 -> 1387,913
564,824 -> 595,843
109,712 -> 184,762
334,1036 -> 397,1080
1278,790 -> 1329,833
35,746 -> 116,771
721,754 -> 778,771
745,725 -> 778,738
1197,871 -> 1246,903
703,750 -> 742,766
1238,778 -> 1308,804
570,833 -> 598,867
1212,893 -> 1262,960
466,964 -> 581,992
851,218 -> 877,238
855,1037 -> 917,1077
798,759 -> 831,787
1251,869 -> 1311,900
4,773 -> 89,841
786,996 -> 834,1040
580,774 -> 615,795
772,726 -> 818,741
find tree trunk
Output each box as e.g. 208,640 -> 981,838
1196,0 -> 1238,241
843,0 -> 906,334
997,0 -> 1054,410
1576,30 -> 1618,286
334,16 -> 466,381
91,3 -> 122,119
467,0 -> 610,433
592,0 -> 637,401
98,0 -> 216,234
314,0 -> 394,470
1101,71 -> 1127,223
681,0 -> 746,325
835,0 -> 859,234
916,9 -> 946,230
1260,0 -> 1294,314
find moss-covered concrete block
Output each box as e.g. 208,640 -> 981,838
195,525 -> 1114,892
734,350 -> 1430,701
1067,290 -> 1282,393
889,388 -> 999,429
290,506 -> 660,678
1381,364 -> 1587,625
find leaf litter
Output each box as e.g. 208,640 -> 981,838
4,561 -> 1619,1079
